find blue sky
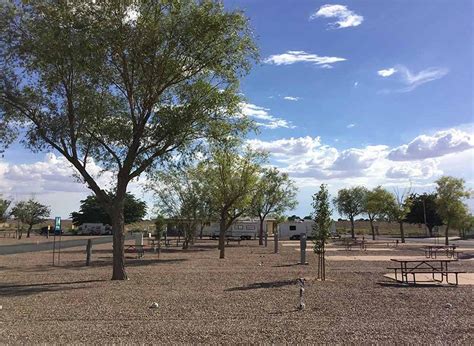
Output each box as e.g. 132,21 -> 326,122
0,1 -> 473,218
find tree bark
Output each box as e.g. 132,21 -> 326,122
258,217 -> 264,246
445,221 -> 450,246
350,216 -> 355,239
369,219 -> 375,240
427,224 -> 433,237
27,225 -> 32,238
111,205 -> 127,280
219,218 -> 226,259
399,221 -> 405,243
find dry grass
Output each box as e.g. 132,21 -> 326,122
0,239 -> 473,344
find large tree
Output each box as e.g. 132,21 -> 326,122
0,1 -> 256,279
201,146 -> 262,259
146,166 -> 210,249
71,193 -> 147,226
387,188 -> 412,243
0,195 -> 11,223
333,186 -> 367,239
364,186 -> 395,240
11,198 -> 50,238
405,193 -> 443,237
435,176 -> 470,245
251,168 -> 298,245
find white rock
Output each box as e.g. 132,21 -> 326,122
149,302 -> 159,309
445,303 -> 452,308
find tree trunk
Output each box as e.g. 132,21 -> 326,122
219,219 -> 226,259
111,206 -> 127,280
350,216 -> 355,239
258,217 -> 264,246
370,219 -> 375,240
445,221 -> 450,246
399,221 -> 405,243
27,224 -> 32,238
427,224 -> 433,237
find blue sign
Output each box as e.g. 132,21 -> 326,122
54,217 -> 61,234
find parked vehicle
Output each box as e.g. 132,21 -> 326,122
77,223 -> 112,235
278,220 -> 337,240
211,220 -> 261,240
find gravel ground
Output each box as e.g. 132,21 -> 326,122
0,239 -> 473,344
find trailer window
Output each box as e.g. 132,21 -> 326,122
289,225 -> 296,231
237,225 -> 243,230
246,225 -> 255,230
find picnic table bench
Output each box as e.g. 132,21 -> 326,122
338,238 -> 366,251
388,258 -> 465,285
226,237 -> 241,245
423,244 -> 459,259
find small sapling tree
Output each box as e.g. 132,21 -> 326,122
312,184 -> 332,281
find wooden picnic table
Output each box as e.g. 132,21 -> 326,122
423,244 -> 458,259
389,258 -> 463,285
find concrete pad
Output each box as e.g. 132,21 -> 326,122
384,272 -> 474,286
294,247 -> 394,252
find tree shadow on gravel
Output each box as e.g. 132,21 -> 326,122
65,258 -> 188,269
272,263 -> 300,268
0,279 -> 106,297
225,279 -> 297,291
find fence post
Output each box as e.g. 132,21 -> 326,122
300,233 -> 307,265
86,239 -> 92,266
274,231 -> 279,254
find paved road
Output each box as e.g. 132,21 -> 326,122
0,236 -> 116,255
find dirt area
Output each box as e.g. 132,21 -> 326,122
0,234 -> 103,246
0,239 -> 473,344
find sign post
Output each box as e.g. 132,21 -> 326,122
52,217 -> 62,266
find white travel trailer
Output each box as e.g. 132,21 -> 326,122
278,220 -> 337,240
206,219 -> 264,240
77,223 -> 112,235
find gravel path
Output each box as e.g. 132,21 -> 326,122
0,239 -> 472,344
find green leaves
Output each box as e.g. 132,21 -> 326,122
251,167 -> 298,220
435,176 -> 470,224
312,184 -> 332,254
11,199 -> 50,227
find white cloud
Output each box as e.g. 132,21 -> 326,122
385,160 -> 440,179
240,102 -> 295,129
388,129 -> 474,161
311,4 -> 364,29
347,123 -> 356,128
264,51 -> 346,67
378,65 -> 449,92
378,68 -> 397,77
283,96 -> 300,101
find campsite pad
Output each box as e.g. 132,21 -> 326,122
384,272 -> 474,286
324,255 -> 472,261
293,247 -> 394,252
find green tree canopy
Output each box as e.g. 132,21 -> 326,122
435,176 -> 470,245
0,195 -> 11,223
251,167 -> 298,245
333,186 -> 367,239
71,193 -> 147,226
201,145 -> 262,258
364,186 -> 395,240
0,1 -> 257,279
405,193 -> 443,236
146,165 -> 212,249
11,198 -> 51,238
387,188 -> 412,243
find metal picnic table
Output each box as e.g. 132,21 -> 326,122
423,244 -> 458,259
389,258 -> 463,285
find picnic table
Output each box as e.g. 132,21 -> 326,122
388,258 -> 464,285
423,244 -> 458,259
338,237 -> 366,251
